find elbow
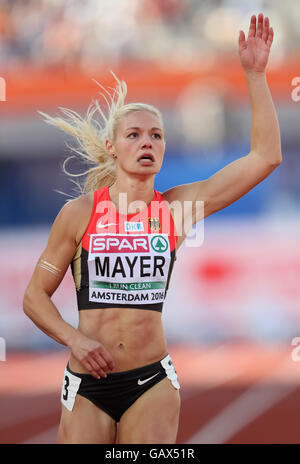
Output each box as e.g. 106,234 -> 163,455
23,288 -> 36,318
272,143 -> 283,166
253,149 -> 282,168
265,145 -> 282,167
272,149 -> 282,166
271,156 -> 282,169
264,150 -> 282,169
23,292 -> 31,317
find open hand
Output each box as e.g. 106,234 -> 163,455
239,13 -> 274,74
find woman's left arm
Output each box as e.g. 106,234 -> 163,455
164,13 -> 282,220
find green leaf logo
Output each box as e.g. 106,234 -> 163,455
150,235 -> 168,253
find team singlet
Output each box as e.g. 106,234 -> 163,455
71,185 -> 178,312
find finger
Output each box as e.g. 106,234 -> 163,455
84,360 -> 101,379
239,30 -> 247,51
97,346 -> 116,370
256,13 -> 264,38
267,27 -> 274,48
262,16 -> 269,42
85,358 -> 107,378
247,14 -> 256,39
91,350 -> 109,371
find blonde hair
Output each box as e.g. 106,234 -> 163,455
38,72 -> 163,198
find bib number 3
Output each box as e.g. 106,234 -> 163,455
60,368 -> 82,411
63,375 -> 69,401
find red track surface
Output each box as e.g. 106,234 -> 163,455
1,342 -> 299,444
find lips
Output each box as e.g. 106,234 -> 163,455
138,153 -> 154,162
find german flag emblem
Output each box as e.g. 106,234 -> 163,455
148,217 -> 160,231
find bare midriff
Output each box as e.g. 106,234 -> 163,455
68,307 -> 168,374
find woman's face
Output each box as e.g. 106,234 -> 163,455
107,110 -> 165,177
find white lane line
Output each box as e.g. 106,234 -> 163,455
178,342 -> 256,401
186,357 -> 297,444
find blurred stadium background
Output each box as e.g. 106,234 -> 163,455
1,0 -> 300,444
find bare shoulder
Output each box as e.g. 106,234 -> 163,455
54,192 -> 94,245
60,192 -> 93,212
23,192 -> 94,297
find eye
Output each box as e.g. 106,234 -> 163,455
128,132 -> 138,138
152,133 -> 162,139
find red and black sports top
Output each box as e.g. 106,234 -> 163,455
71,185 -> 177,312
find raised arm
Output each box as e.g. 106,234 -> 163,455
23,196 -> 115,378
164,13 -> 282,226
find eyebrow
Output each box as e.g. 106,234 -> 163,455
125,126 -> 163,132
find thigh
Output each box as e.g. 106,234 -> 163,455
57,394 -> 117,444
118,377 -> 181,444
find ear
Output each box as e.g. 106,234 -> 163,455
106,140 -> 116,158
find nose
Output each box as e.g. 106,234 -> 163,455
140,134 -> 153,149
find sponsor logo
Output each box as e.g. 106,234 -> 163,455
97,221 -> 118,229
148,217 -> 160,231
150,235 -> 168,253
137,373 -> 160,385
91,235 -> 149,253
125,221 -> 144,232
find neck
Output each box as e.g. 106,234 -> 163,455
109,174 -> 155,215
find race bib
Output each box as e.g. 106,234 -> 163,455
61,368 -> 82,411
88,233 -> 171,305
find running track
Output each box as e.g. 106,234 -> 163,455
1,342 -> 300,444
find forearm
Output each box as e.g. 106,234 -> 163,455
23,289 -> 115,378
245,71 -> 282,164
23,289 -> 79,348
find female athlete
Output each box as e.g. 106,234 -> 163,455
23,14 -> 281,444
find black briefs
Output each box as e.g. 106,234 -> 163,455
61,353 -> 180,422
